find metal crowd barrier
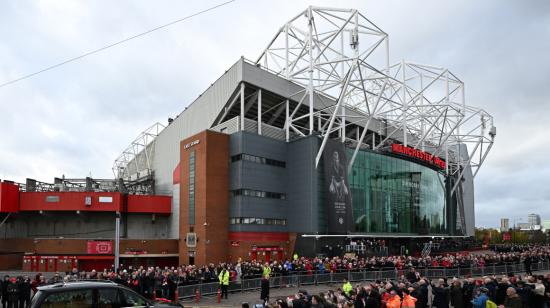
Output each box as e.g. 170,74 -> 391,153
177,261 -> 550,300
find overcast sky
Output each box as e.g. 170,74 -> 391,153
1,0 -> 549,228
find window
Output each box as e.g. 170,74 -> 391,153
230,217 -> 287,226
231,189 -> 286,200
231,154 -> 286,168
189,150 -> 196,225
120,289 -> 149,307
41,289 -> 93,308
98,288 -> 121,308
98,196 -> 113,203
45,196 -> 59,203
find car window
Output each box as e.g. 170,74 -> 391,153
98,288 -> 122,308
41,289 -> 94,308
31,290 -> 45,307
120,289 -> 149,307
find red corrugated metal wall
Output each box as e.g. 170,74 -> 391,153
127,195 -> 171,215
20,192 -> 122,212
0,182 -> 20,212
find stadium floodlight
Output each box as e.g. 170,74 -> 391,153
112,122 -> 165,180
256,6 -> 495,189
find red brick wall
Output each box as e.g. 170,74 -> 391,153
0,239 -> 178,255
179,131 -> 229,266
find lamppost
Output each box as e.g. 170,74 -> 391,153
115,211 -> 120,270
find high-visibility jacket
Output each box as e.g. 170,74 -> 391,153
218,270 -> 229,285
386,295 -> 401,308
402,294 -> 417,308
343,282 -> 353,296
262,265 -> 271,277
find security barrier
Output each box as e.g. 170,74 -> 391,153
177,261 -> 550,300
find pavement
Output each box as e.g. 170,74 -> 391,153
179,283 -> 343,308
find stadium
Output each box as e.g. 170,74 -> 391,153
0,7 -> 495,270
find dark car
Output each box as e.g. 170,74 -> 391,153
30,281 -> 182,308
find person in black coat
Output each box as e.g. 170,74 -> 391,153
523,254 -> 533,276
483,278 -> 497,303
1,275 -> 9,308
495,279 -> 510,305
6,277 -> 19,308
450,280 -> 464,308
17,276 -> 31,308
406,268 -> 419,283
431,279 -> 449,308
363,286 -> 380,308
514,280 -> 532,308
413,280 -> 428,308
260,275 -> 270,305
462,278 -> 475,308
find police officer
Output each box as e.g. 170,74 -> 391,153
218,265 -> 229,300
342,278 -> 353,298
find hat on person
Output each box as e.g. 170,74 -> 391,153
479,287 -> 489,293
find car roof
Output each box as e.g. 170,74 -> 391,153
37,281 -> 120,292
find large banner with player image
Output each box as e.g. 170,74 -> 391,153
324,139 -> 354,233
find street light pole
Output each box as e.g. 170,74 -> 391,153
115,211 -> 120,270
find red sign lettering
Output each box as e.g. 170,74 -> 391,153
391,143 -> 446,169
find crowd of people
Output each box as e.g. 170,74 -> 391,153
260,271 -> 550,308
1,245 -> 550,307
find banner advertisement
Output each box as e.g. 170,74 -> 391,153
324,140 -> 354,233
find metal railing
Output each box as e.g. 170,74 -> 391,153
177,261 -> 550,299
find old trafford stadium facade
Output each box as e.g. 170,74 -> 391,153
0,7 -> 496,270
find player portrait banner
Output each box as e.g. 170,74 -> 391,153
324,140 -> 354,234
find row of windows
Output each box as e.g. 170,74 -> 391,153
231,189 -> 286,200
230,217 -> 287,226
231,154 -> 286,168
45,196 -> 113,203
189,151 -> 196,225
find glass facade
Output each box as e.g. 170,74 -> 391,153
348,149 -> 447,234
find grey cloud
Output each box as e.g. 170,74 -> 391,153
1,0 -> 548,228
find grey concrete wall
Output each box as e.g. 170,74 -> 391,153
0,212 -> 169,239
286,136 -> 321,234
169,184 -> 180,239
227,132 -> 325,234
228,131 -> 288,233
457,144 -> 475,237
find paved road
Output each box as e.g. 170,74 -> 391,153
180,282 -> 343,308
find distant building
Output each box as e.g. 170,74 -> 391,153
500,218 -> 510,232
542,220 -> 550,232
528,214 -> 541,226
517,222 -> 531,230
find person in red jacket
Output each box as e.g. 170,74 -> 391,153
30,273 -> 41,294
